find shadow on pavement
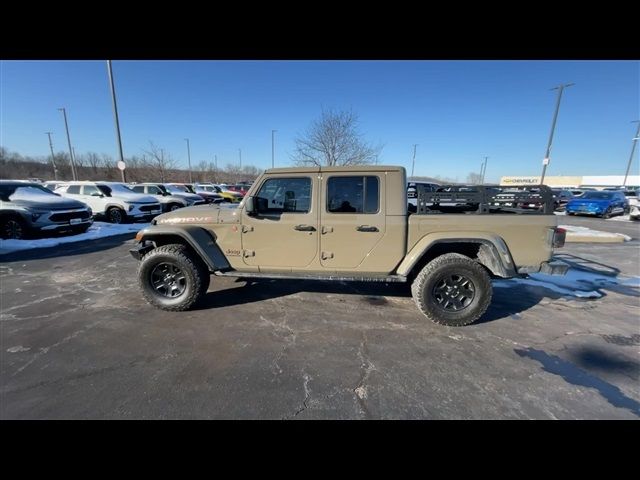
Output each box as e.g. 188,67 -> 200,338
515,347 -> 640,417
196,278 -> 413,311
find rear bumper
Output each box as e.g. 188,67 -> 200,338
518,260 -> 569,276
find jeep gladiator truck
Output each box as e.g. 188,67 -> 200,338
130,166 -> 567,326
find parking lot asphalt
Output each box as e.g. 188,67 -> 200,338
1,216 -> 639,419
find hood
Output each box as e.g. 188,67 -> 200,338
111,192 -> 158,204
568,198 -> 613,207
154,203 -> 240,225
169,192 -> 204,202
7,194 -> 89,210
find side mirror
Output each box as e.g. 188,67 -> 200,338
245,196 -> 256,216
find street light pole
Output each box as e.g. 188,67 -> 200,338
411,144 -> 418,178
58,107 -> 77,181
45,132 -> 59,180
540,83 -> 575,185
184,138 -> 193,183
622,121 -> 640,187
271,130 -> 277,168
239,148 -> 242,170
480,156 -> 489,184
107,60 -> 126,182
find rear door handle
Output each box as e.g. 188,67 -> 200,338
294,224 -> 316,231
356,225 -> 379,232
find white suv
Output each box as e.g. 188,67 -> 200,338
56,181 -> 162,223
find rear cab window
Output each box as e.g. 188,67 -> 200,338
327,176 -> 379,213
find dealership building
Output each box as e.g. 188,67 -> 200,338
500,175 -> 640,189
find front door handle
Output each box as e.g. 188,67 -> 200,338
356,225 -> 379,232
294,224 -> 316,232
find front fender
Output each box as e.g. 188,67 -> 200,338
133,225 -> 231,272
396,232 -> 517,278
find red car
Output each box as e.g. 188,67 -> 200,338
225,185 -> 248,196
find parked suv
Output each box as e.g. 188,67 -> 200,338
161,184 -> 209,206
56,181 -> 162,224
0,180 -> 93,239
129,183 -> 189,212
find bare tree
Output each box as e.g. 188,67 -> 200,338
143,141 -> 177,183
292,108 -> 382,167
86,152 -> 101,175
466,172 -> 483,185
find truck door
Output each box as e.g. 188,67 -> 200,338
241,174 -> 318,269
319,174 -> 385,270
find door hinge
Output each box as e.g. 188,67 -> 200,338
243,250 -> 255,258
321,226 -> 333,234
242,225 -> 254,233
321,251 -> 334,260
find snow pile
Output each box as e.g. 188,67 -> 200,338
559,224 -> 631,242
610,214 -> 632,222
0,222 -> 149,255
495,268 -> 640,299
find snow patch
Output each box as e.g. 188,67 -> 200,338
0,222 -> 149,255
494,268 -> 640,299
559,224 -> 631,242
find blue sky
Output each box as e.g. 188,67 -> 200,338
1,60 -> 638,183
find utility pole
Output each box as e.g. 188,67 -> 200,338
271,130 -> 277,168
107,60 -> 126,182
45,132 -> 59,180
540,82 -> 575,185
480,156 -> 489,184
58,107 -> 78,181
411,144 -> 418,178
239,148 -> 242,170
213,154 -> 218,183
72,147 -> 80,180
622,121 -> 640,187
184,138 -> 193,183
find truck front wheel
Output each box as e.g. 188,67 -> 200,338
138,244 -> 210,311
411,253 -> 492,326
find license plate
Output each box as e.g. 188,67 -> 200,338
528,203 -> 536,207
70,218 -> 82,224
579,206 -> 588,211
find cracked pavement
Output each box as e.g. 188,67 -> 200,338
0,226 -> 639,419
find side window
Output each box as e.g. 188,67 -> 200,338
147,186 -> 162,195
255,177 -> 312,213
327,176 -> 379,214
82,185 -> 100,196
66,185 -> 81,194
131,185 -> 145,194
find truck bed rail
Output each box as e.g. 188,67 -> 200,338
413,184 -> 555,215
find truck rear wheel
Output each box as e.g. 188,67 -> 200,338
138,244 -> 210,311
411,253 -> 492,326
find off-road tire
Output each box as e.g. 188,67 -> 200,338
1,215 -> 29,240
138,244 -> 211,311
411,253 -> 492,327
107,207 -> 126,224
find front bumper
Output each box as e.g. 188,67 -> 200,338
129,241 -> 154,260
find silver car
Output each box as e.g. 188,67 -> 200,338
0,180 -> 93,239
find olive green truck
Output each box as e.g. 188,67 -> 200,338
130,166 -> 567,326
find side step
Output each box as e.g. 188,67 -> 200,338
214,271 -> 408,283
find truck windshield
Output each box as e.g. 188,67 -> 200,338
0,185 -> 55,201
165,185 -> 188,193
581,192 -> 614,200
